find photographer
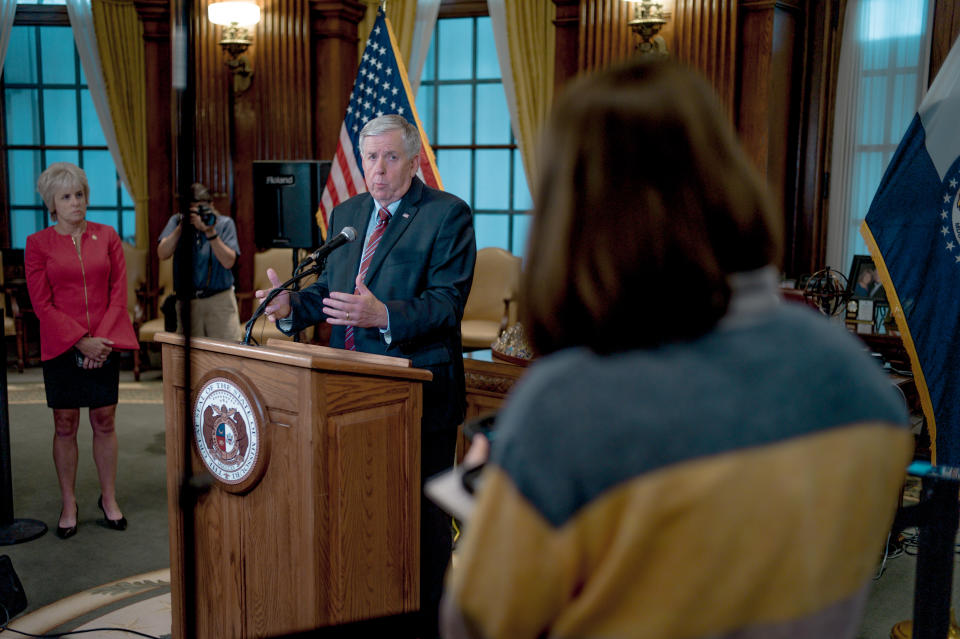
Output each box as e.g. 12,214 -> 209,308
157,182 -> 241,341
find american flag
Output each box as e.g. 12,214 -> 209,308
316,5 -> 442,239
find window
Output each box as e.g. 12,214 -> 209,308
3,0 -> 134,249
828,0 -> 931,273
416,16 -> 531,256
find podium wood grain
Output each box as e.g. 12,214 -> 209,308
158,333 -> 430,638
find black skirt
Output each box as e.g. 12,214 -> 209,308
41,350 -> 120,409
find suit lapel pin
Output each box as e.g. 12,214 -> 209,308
402,213 -> 409,218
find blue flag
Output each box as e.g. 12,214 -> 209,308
863,34 -> 960,465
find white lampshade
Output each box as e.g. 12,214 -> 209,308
208,1 -> 261,27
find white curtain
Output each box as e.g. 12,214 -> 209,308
0,0 -> 15,71
407,0 -> 440,94
826,0 -> 933,278
64,0 -> 130,194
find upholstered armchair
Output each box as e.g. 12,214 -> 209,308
461,247 -> 522,351
236,248 -> 306,344
0,250 -> 29,373
136,257 -> 174,374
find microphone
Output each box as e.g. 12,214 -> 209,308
304,226 -> 358,265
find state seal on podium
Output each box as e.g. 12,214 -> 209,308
192,369 -> 270,493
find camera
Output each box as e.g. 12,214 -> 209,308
197,204 -> 216,227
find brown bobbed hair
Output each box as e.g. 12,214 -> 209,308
523,59 -> 782,356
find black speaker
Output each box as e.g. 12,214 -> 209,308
253,161 -> 331,249
0,555 -> 26,623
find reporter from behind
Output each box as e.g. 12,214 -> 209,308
441,59 -> 912,639
157,182 -> 241,340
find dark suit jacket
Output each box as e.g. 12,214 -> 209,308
288,176 -> 476,432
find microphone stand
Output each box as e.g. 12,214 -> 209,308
242,259 -> 325,346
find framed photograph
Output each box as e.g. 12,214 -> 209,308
847,255 -> 887,302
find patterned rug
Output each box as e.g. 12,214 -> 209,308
8,569 -> 171,638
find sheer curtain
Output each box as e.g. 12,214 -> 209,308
0,0 -> 15,70
827,0 -> 933,278
488,0 -> 555,200
407,0 -> 439,95
64,0 -> 129,205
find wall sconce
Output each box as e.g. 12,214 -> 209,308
207,1 -> 261,94
624,0 -> 670,55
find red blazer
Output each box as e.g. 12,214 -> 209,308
25,222 -> 138,361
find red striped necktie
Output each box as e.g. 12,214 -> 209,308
344,207 -> 391,351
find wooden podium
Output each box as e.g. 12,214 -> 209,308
157,333 -> 432,638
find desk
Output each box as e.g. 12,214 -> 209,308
459,352 -> 527,460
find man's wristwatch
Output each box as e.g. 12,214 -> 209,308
206,232 -> 218,241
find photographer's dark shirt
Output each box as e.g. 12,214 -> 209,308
158,214 -> 240,296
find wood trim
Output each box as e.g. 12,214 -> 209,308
13,4 -> 68,26
930,0 -> 960,83
552,0 -> 580,94
438,0 -> 488,19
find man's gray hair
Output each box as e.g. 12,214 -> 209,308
358,114 -> 421,160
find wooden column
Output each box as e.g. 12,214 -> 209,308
134,0 -> 173,299
552,0 -> 580,94
786,0 -> 842,279
309,1 -> 366,161
930,0 -> 960,83
736,0 -> 803,264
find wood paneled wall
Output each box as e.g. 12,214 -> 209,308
135,0 -> 365,297
673,0 -> 737,116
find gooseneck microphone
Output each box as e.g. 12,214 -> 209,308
303,226 -> 358,265
243,226 -> 359,345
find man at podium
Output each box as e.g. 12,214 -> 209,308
257,114 -> 476,639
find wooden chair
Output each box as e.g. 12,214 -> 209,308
461,247 -> 522,351
121,243 -> 148,380
0,250 -> 28,373
136,257 -> 174,372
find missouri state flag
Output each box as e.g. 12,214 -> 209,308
316,5 -> 442,239
862,34 -> 960,465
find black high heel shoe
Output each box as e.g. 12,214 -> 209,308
97,495 -> 127,531
56,505 -> 78,540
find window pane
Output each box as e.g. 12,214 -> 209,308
512,213 -> 530,258
513,151 -> 532,210
121,184 -> 133,206
43,89 -> 78,145
82,150 -> 118,206
416,84 -> 435,141
81,89 -> 106,146
476,83 -> 510,145
5,88 -> 41,145
476,17 -> 500,80
121,209 -> 136,243
436,84 -> 471,145
9,150 -> 42,206
11,209 -> 46,249
474,213 -> 509,250
474,149 -> 510,210
40,27 -> 75,84
438,18 -> 473,81
6,27 -> 38,84
46,149 -> 80,166
436,149 -> 471,204
859,76 -> 886,145
85,209 -> 117,232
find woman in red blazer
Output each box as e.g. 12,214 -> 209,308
25,162 -> 138,539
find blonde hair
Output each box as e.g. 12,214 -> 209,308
36,162 -> 90,220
